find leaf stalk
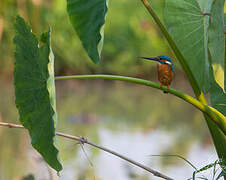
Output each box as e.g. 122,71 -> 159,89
55,74 -> 226,134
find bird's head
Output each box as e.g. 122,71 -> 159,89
140,55 -> 173,72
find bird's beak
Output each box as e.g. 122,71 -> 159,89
140,56 -> 159,62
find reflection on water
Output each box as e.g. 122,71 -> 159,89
95,129 -> 173,180
0,80 -> 221,180
60,129 -> 217,180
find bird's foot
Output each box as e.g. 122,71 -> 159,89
163,90 -> 168,94
163,85 -> 170,94
160,83 -> 168,94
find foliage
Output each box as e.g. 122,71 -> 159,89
13,16 -> 62,172
162,0 -> 226,163
0,0 -> 171,75
164,0 -> 225,115
164,0 -> 211,93
150,155 -> 226,180
64,0 -> 225,173
208,0 -> 225,92
8,0 -> 226,177
66,0 -> 108,64
191,159 -> 226,180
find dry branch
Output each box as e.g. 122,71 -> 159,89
0,122 -> 174,180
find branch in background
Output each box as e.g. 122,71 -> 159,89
0,122 -> 174,180
55,75 -> 226,134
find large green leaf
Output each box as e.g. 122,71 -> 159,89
224,14 -> 226,33
210,81 -> 226,116
13,16 -> 62,172
164,0 -> 212,93
208,0 -> 225,92
163,0 -> 226,164
209,71 -> 226,162
209,2 -> 226,116
224,13 -> 226,94
66,0 -> 108,64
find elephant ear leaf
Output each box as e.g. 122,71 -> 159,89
66,0 -> 108,64
210,80 -> 226,116
164,0 -> 212,93
208,0 -> 225,92
13,16 -> 62,172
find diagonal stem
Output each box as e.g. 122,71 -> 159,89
55,74 -> 226,134
0,122 -> 174,180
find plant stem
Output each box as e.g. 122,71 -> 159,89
55,74 -> 226,134
0,122 -> 174,180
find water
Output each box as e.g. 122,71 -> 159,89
0,79 -> 221,180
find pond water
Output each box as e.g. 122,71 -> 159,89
0,79 -> 222,180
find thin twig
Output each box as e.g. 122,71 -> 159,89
0,122 -> 174,180
79,143 -> 93,167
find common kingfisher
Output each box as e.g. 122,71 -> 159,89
140,55 -> 174,93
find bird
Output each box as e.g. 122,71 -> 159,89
140,55 -> 174,93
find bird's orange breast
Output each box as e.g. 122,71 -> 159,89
157,64 -> 174,86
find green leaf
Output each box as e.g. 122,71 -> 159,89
210,77 -> 226,116
208,2 -> 226,166
13,16 -> 62,172
208,63 -> 226,161
225,13 -> 226,93
164,0 -> 212,93
150,154 -> 197,170
224,14 -> 226,33
66,0 -> 108,64
192,159 -> 226,180
163,0 -> 226,163
208,0 -> 225,92
209,52 -> 225,124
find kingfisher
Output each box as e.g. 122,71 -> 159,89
140,55 -> 174,93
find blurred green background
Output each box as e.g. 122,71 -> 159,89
0,0 -> 179,76
0,0 -> 219,180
